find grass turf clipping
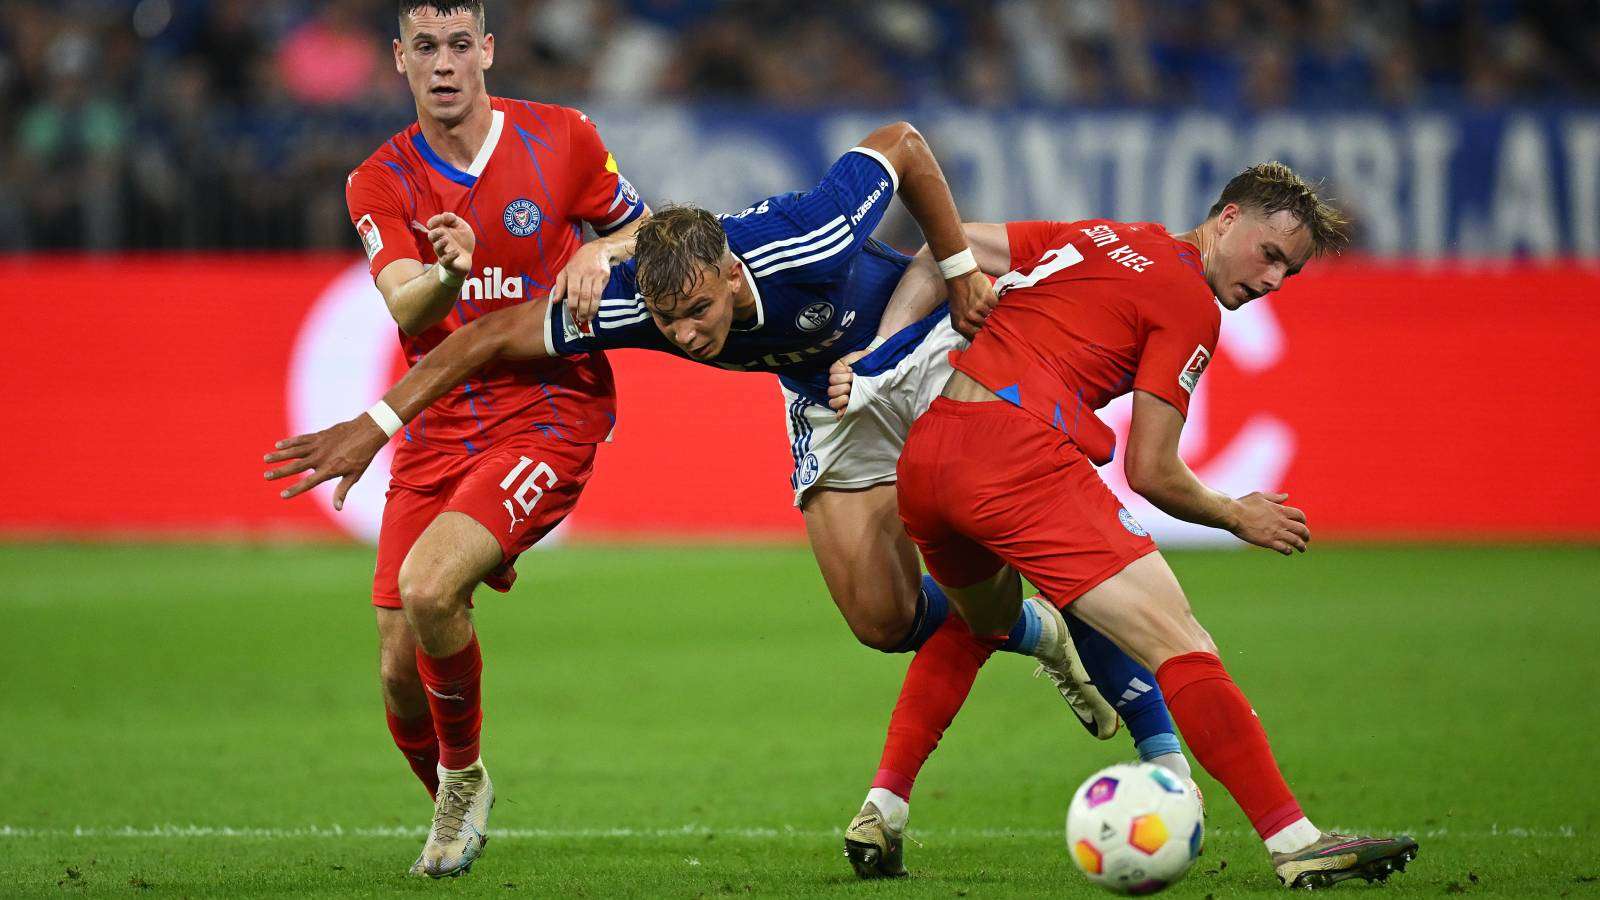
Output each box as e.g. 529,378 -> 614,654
1,543 -> 1597,897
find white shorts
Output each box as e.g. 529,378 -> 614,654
782,316 -> 968,508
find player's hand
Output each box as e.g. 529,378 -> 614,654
947,269 -> 997,339
262,415 -> 390,511
827,350 -> 872,419
551,237 -> 617,328
427,212 -> 475,280
1229,492 -> 1311,555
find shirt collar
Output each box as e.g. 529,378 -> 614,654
730,255 -> 766,332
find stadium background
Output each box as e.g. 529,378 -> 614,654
2,1 -> 1599,896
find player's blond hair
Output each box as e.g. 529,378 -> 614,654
1207,162 -> 1350,255
634,206 -> 731,312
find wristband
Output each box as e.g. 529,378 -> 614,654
365,400 -> 405,438
866,335 -> 888,352
937,248 -> 977,280
437,264 -> 465,289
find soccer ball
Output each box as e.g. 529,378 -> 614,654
1066,762 -> 1203,895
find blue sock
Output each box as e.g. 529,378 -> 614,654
1062,610 -> 1181,760
998,599 -> 1044,654
888,576 -> 951,653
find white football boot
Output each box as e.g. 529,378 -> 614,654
418,758 -> 494,878
1028,597 -> 1119,739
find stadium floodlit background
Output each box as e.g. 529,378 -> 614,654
2,1 -> 1597,896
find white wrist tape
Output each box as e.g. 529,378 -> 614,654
437,264 -> 465,289
365,400 -> 405,438
937,248 -> 977,280
866,335 -> 888,352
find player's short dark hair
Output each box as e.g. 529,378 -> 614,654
634,206 -> 731,311
1207,162 -> 1350,256
398,2 -> 486,32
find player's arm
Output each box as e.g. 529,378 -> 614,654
1124,390 -> 1311,555
826,222 -> 1008,415
876,222 -> 1011,337
263,300 -> 553,508
549,210 -> 650,328
376,213 -> 478,336
858,122 -> 992,340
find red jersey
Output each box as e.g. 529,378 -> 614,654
952,219 -> 1219,464
346,97 -> 646,453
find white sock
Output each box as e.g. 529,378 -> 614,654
1263,817 -> 1320,854
864,787 -> 910,833
1147,751 -> 1192,781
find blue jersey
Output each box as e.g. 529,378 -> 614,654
544,148 -> 924,404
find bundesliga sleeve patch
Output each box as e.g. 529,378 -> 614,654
560,303 -> 596,342
356,215 -> 383,262
1178,345 -> 1211,393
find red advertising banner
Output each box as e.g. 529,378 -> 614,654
1,255 -> 1596,542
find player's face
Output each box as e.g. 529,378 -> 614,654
394,7 -> 494,125
646,262 -> 743,361
1208,206 -> 1314,310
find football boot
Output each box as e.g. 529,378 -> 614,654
418,759 -> 495,878
1272,832 -> 1418,889
843,801 -> 907,879
1029,597 -> 1119,739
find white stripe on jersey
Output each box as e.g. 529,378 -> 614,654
847,146 -> 899,192
746,220 -> 850,272
743,215 -> 847,263
599,311 -> 650,328
750,228 -> 854,277
597,201 -> 640,232
597,296 -> 645,317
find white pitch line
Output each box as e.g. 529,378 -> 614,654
0,824 -> 1581,841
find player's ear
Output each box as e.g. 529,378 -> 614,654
393,38 -> 406,75
1215,202 -> 1241,237
481,32 -> 494,70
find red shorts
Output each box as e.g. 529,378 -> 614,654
371,431 -> 599,608
896,397 -> 1157,604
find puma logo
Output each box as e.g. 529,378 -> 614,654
502,499 -> 526,533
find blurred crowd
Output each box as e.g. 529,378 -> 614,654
2,0 -> 1598,250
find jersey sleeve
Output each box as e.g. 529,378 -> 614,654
566,108 -> 647,237
544,260 -> 668,356
736,148 -> 899,282
346,162 -> 421,278
1004,220 -> 1075,272
1133,286 -> 1221,418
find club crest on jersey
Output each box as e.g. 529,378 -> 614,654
1178,345 -> 1211,393
796,301 -> 834,333
1119,508 -> 1149,537
504,199 -> 542,237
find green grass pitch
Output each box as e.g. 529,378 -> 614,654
2,542 -> 1597,897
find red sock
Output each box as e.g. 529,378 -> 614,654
385,708 -> 440,799
1155,651 -> 1304,839
415,636 -> 484,771
872,617 -> 998,800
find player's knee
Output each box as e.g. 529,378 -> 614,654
846,610 -> 914,652
1126,598 -> 1212,669
396,563 -> 459,621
